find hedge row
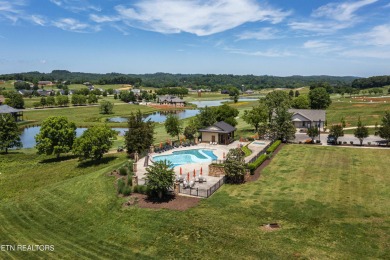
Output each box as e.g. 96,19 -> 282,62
241,144 -> 252,157
266,140 -> 281,154
247,154 -> 267,174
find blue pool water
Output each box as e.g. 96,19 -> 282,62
253,141 -> 266,145
153,149 -> 218,167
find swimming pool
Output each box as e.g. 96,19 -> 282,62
153,149 -> 218,167
252,141 -> 266,145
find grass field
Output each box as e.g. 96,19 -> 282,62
326,101 -> 390,127
1,145 -> 389,259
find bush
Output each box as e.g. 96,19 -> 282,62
266,140 -> 281,154
338,141 -> 342,145
117,179 -> 125,194
133,185 -> 148,194
368,142 -> 371,145
316,140 -> 321,144
241,144 -> 252,157
122,186 -> 132,196
247,154 -> 267,174
247,137 -> 255,141
343,141 -> 347,144
133,185 -> 139,193
119,167 -> 128,176
350,141 -> 353,145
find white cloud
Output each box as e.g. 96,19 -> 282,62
237,27 -> 281,40
302,40 -> 343,54
227,47 -> 293,57
341,49 -> 390,59
91,0 -> 290,36
349,24 -> 390,46
52,18 -> 100,33
30,15 -> 46,26
312,0 -> 377,21
50,0 -> 101,12
90,14 -> 120,23
0,0 -> 25,22
303,40 -> 331,49
290,0 -> 377,34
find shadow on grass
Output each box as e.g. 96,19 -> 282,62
0,151 -> 25,155
39,155 -> 78,164
77,156 -> 117,168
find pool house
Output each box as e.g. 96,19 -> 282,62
199,121 -> 236,145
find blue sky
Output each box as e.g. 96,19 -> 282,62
0,0 -> 389,76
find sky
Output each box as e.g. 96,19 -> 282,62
0,0 -> 389,77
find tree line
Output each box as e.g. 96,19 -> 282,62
0,70 -> 363,89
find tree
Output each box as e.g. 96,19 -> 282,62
165,114 -> 182,141
264,91 -> 291,121
270,107 -> 296,141
224,148 -> 246,184
0,114 -> 22,153
377,111 -> 390,146
88,93 -> 98,104
354,117 -> 369,146
295,90 -> 300,97
5,92 -> 24,109
73,125 -> 116,161
329,124 -> 344,144
195,106 -> 216,129
124,110 -> 154,154
145,160 -> 175,199
308,87 -> 332,109
291,95 -> 310,109
40,97 -> 47,107
56,95 -> 69,106
214,104 -> 239,126
242,102 -> 268,133
183,119 -> 198,141
307,126 -> 319,143
46,96 -> 55,107
100,100 -> 114,114
35,116 -> 76,158
289,89 -> 294,98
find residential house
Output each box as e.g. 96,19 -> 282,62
244,90 -> 254,94
18,90 -> 34,96
157,95 -> 185,107
38,81 -> 53,86
199,121 -> 236,145
288,109 -> 326,130
131,89 -> 141,96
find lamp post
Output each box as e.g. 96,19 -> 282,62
318,119 -> 321,143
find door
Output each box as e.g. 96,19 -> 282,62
211,135 -> 216,143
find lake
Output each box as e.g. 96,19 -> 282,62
19,127 -> 127,149
108,109 -> 200,123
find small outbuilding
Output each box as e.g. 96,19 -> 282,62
199,121 -> 236,145
0,105 -> 23,121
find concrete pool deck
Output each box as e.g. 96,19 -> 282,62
134,140 -> 270,195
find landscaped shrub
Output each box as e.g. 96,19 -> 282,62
343,141 -> 347,145
247,137 -> 255,141
133,185 -> 148,194
241,144 -> 252,157
316,140 -> 321,144
117,179 -> 125,194
133,185 -> 139,193
119,167 -> 128,176
266,140 -> 281,154
338,141 -> 342,145
122,186 -> 132,196
368,142 -> 371,145
350,141 -> 353,145
247,154 -> 267,174
127,174 -> 133,186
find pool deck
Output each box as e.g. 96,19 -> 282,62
135,140 -> 270,191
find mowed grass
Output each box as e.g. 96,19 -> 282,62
327,101 -> 390,126
1,145 -> 389,259
23,103 -> 156,127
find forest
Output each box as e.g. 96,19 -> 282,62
0,70 -> 388,90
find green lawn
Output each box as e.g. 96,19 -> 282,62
1,145 -> 389,259
326,101 -> 390,127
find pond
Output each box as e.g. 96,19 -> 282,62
19,127 -> 127,149
189,98 -> 259,108
108,109 -> 200,123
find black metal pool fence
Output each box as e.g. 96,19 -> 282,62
178,177 -> 225,198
